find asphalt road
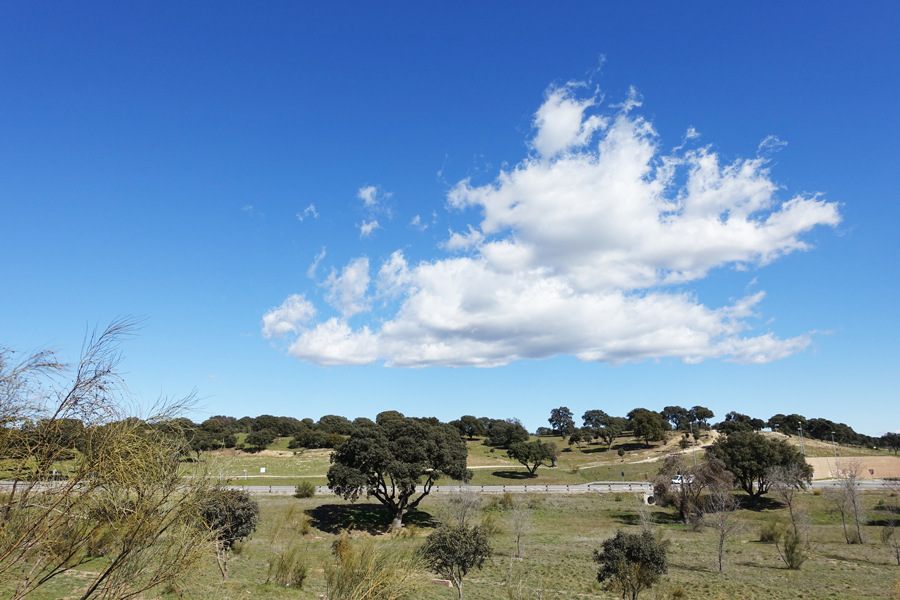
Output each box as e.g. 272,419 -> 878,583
227,479 -> 897,496
228,481 -> 655,496
4,479 -> 892,496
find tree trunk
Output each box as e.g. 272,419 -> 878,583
838,509 -> 850,543
717,534 -> 725,572
391,508 -> 406,532
215,541 -> 228,581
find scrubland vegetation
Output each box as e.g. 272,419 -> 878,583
16,489 -> 900,599
3,324 -> 899,599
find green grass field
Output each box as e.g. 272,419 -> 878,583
25,486 -> 900,600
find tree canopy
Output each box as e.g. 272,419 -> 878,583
507,440 -> 556,476
484,418 -> 530,448
628,409 -> 670,447
244,429 -> 276,452
582,410 -> 627,450
706,431 -> 812,507
548,406 -> 575,438
200,489 -> 260,580
594,530 -> 668,600
327,417 -> 470,531
423,525 -> 491,599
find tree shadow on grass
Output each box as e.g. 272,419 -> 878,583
738,496 -> 780,511
581,446 -> 611,454
490,470 -> 535,480
308,503 -> 438,535
620,442 -> 651,452
734,561 -> 783,570
610,510 -> 682,527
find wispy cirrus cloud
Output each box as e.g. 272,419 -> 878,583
296,204 -> 319,221
307,247 -> 326,279
266,81 -> 841,368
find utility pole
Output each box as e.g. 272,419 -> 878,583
831,431 -> 838,460
798,424 -> 806,456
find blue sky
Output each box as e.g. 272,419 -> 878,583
1,2 -> 897,435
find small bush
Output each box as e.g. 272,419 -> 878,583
500,491 -> 514,509
670,587 -> 687,600
332,530 -> 352,561
325,537 -> 425,599
297,512 -> 312,535
393,524 -> 420,539
294,481 -> 316,498
267,544 -> 308,588
480,512 -> 505,536
614,493 -> 624,502
526,494 -> 543,509
569,465 -> 580,474
231,541 -> 245,556
759,520 -> 786,543
812,488 -> 822,496
775,529 -> 806,570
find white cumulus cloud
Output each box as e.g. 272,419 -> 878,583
359,220 -> 380,238
266,82 -> 841,368
261,294 -> 317,339
357,185 -> 378,207
323,257 -> 371,317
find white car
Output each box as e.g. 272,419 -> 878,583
671,474 -> 695,486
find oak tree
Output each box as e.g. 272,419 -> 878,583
328,417 -> 470,531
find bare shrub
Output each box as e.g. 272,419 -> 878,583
768,464 -> 808,535
826,460 -> 866,544
883,512 -> 900,566
704,491 -> 744,572
636,497 -> 654,533
505,504 -> 534,558
439,485 -> 483,528
653,453 -> 733,525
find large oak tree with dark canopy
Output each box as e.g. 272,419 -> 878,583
327,417 -> 470,531
706,431 -> 812,507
